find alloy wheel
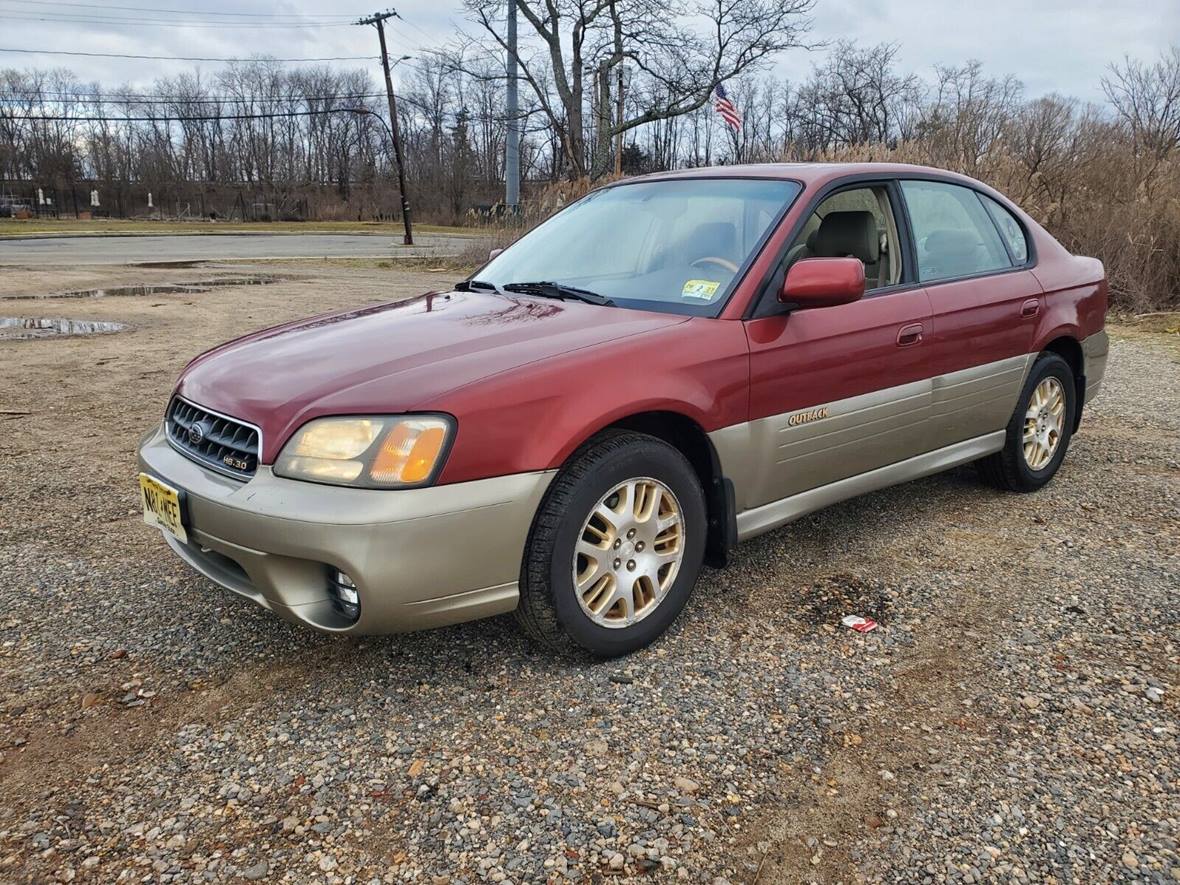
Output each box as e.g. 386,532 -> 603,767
572,477 -> 684,628
1023,376 -> 1066,470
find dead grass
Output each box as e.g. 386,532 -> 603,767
1108,311 -> 1180,361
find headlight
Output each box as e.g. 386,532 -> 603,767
274,415 -> 453,488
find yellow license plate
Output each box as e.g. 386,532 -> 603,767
139,473 -> 188,543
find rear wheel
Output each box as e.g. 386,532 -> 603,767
515,431 -> 706,657
977,352 -> 1076,492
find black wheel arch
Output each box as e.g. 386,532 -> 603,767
1042,335 -> 1086,432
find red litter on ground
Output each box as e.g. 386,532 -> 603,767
841,615 -> 879,633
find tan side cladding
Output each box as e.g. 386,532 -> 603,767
711,354 -> 1033,519
927,354 -> 1033,449
712,377 -> 933,512
732,432 -> 1006,541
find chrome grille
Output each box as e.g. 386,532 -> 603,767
165,397 -> 260,480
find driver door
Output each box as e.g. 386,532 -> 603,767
729,182 -> 935,512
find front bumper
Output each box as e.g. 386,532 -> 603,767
137,425 -> 553,633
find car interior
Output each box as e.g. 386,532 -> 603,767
783,185 -> 903,290
670,221 -> 742,274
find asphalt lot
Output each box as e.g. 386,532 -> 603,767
0,232 -> 471,265
0,262 -> 1176,882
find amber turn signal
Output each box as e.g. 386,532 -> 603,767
370,421 -> 449,485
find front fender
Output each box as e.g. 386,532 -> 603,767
432,318 -> 751,484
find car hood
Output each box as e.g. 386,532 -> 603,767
177,289 -> 688,462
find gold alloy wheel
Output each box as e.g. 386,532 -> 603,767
572,477 -> 685,629
1023,376 -> 1066,470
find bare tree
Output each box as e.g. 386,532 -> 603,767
789,42 -> 922,153
461,0 -> 813,178
918,61 -> 1022,174
1102,46 -> 1180,194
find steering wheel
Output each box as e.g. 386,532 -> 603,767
690,256 -> 739,274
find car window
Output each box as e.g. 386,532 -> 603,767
979,193 -> 1029,264
900,180 -> 1012,282
784,185 -> 903,290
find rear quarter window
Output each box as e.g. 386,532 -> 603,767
980,194 -> 1030,264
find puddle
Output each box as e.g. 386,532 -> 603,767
0,317 -> 129,340
65,284 -> 204,298
4,275 -> 284,300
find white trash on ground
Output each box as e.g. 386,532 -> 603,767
841,615 -> 879,633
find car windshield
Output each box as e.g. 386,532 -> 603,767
477,178 -> 801,315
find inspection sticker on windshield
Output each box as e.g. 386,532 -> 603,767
682,279 -> 720,300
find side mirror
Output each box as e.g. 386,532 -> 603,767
780,257 -> 865,309
488,247 -> 504,260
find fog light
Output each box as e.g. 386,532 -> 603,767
329,570 -> 360,621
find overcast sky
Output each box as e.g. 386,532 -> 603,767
2,0 -> 1177,103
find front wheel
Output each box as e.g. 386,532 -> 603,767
976,352 -> 1077,492
515,431 -> 707,658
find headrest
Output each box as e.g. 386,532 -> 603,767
923,229 -> 981,257
811,211 -> 880,263
681,221 -> 737,258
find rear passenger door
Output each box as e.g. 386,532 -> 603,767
899,179 -> 1042,449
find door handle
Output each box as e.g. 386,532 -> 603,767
1021,298 -> 1040,318
896,322 -> 924,347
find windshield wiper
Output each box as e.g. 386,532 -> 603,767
502,280 -> 615,306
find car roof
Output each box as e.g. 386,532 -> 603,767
618,162 -> 987,191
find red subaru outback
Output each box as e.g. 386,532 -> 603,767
138,163 -> 1108,657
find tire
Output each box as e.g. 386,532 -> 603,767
515,430 -> 707,658
976,352 -> 1076,492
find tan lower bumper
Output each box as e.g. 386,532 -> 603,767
137,425 -> 553,633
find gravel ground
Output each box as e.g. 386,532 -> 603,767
0,264 -> 1176,883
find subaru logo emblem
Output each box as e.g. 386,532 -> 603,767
188,422 -> 207,445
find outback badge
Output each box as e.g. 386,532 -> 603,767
787,406 -> 830,427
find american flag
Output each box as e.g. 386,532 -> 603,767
713,83 -> 742,131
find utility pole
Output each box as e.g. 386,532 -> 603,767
614,72 -> 624,174
610,0 -> 624,176
505,0 -> 520,211
356,9 -> 413,245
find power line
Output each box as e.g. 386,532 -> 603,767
393,13 -> 443,45
5,0 -> 360,17
5,109 -> 380,122
1,91 -> 445,116
0,92 -> 391,106
0,12 -> 357,28
2,89 -> 451,121
0,47 -> 377,62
